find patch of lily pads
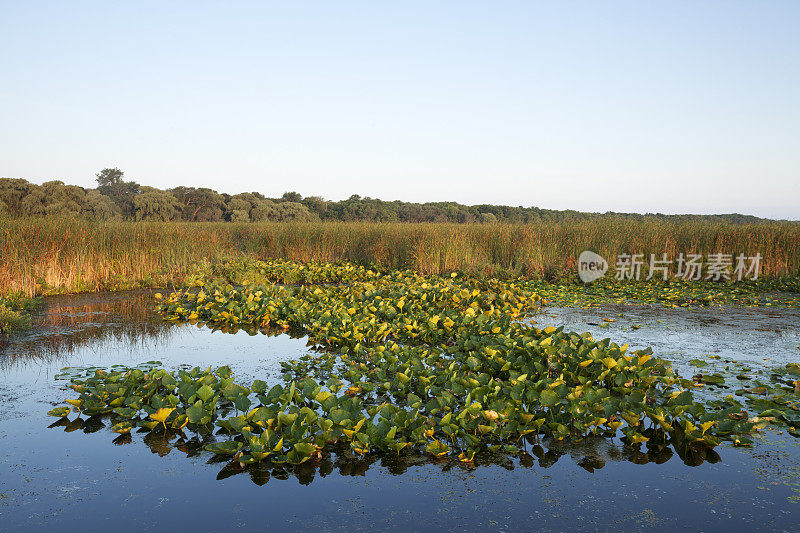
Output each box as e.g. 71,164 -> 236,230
49,259 -> 796,476
677,354 -> 800,438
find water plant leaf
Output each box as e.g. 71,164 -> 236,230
47,407 -> 70,418
150,407 -> 176,429
539,390 -> 559,407
196,384 -> 215,402
251,380 -> 267,394
205,441 -> 244,456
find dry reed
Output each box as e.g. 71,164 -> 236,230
1,217 -> 798,296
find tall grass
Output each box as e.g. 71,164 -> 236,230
1,217 -> 799,295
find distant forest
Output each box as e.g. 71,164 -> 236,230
0,168 -> 767,224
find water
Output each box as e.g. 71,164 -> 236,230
1,292 -> 799,531
535,304 -> 800,398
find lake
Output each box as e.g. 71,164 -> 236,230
1,291 -> 799,531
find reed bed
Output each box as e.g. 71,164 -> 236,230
1,217 -> 799,296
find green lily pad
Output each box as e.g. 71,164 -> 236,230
205,440 -> 244,456
47,407 -> 70,418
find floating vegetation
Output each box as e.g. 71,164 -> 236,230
202,258 -> 383,287
732,363 -> 800,436
49,259 -> 796,477
49,355 -> 752,472
647,352 -> 800,440
526,277 -> 800,309
48,407 -> 725,486
188,258 -> 800,310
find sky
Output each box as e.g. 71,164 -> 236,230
1,1 -> 798,219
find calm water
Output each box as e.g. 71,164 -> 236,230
1,292 -> 799,532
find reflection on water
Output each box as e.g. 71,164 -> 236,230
44,410 -> 723,488
0,291 -> 174,368
0,290 -> 307,371
4,292 -> 795,480
2,292 -> 800,531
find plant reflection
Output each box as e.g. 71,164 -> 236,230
0,291 -> 171,367
33,290 -> 727,486
48,414 -> 722,487
0,290 -> 306,369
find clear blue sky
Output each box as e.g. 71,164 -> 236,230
2,1 -> 798,219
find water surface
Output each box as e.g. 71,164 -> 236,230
1,292 -> 799,532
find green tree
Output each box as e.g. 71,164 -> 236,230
0,178 -> 33,216
251,199 -> 278,222
478,212 -> 498,224
40,180 -> 85,217
95,168 -> 125,187
83,190 -> 120,220
133,190 -> 181,221
19,187 -> 46,216
274,201 -> 314,221
282,191 -> 303,203
301,195 -> 328,218
96,168 -> 139,219
171,186 -> 224,221
227,197 -> 252,223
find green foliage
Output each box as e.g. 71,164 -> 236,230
95,169 -> 140,219
0,174 -> 786,227
50,260 -> 767,465
170,186 -> 226,221
40,181 -> 85,217
282,191 -> 302,203
95,168 -> 125,187
0,292 -> 39,334
134,190 -> 182,221
83,189 -> 120,220
478,212 -> 498,224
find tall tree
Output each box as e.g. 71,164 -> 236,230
96,168 -> 139,219
40,180 -> 85,217
250,199 -> 278,222
171,186 -> 225,221
301,196 -> 329,218
282,191 -> 303,203
95,168 -> 125,187
0,178 -> 32,216
226,195 -> 255,223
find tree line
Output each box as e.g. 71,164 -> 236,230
0,168 -> 766,224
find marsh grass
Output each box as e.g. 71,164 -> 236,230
2,217 -> 799,296
0,292 -> 40,333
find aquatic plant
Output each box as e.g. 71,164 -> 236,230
49,260 -> 775,468
527,277 -> 800,309
685,356 -> 800,439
